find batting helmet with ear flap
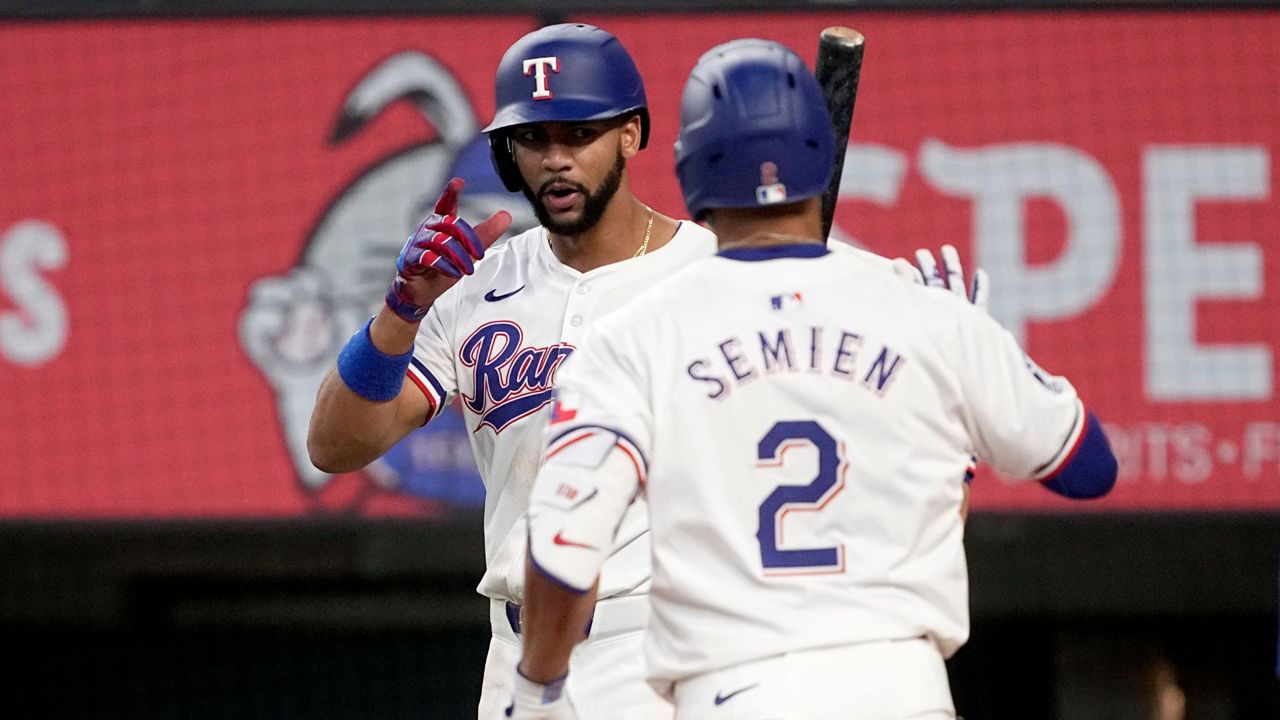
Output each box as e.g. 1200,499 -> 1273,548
484,23 -> 650,192
674,38 -> 835,220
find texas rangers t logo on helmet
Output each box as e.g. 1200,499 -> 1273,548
756,161 -> 788,205
523,56 -> 560,100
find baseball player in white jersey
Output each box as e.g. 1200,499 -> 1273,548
308,22 -> 700,718
516,39 -> 1118,719
308,24 -> 986,720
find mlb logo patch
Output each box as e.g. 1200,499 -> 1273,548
756,161 -> 787,205
770,292 -> 804,310
756,183 -> 787,205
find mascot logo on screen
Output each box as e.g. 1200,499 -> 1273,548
238,51 -> 535,511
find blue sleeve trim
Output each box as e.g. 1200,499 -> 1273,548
336,317 -> 413,403
409,357 -> 448,417
1041,411 -> 1117,500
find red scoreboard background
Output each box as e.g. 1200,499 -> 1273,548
0,12 -> 1276,518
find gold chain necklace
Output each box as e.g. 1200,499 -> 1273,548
543,205 -> 655,259
633,206 -> 655,258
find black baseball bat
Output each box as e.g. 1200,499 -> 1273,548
814,27 -> 865,244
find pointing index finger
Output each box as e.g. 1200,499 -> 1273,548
434,177 -> 465,215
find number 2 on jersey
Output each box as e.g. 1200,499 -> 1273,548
756,420 -> 846,575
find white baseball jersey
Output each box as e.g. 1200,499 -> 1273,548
407,220 -> 719,604
527,242 -> 1085,689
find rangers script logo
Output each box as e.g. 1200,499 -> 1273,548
461,321 -> 574,433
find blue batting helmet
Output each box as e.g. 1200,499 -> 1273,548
674,39 -> 835,220
484,23 -> 650,192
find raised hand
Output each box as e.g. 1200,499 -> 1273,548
385,177 -> 512,322
912,244 -> 989,314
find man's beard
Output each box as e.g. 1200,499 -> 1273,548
522,151 -> 625,237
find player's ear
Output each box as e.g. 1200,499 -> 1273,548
619,114 -> 643,158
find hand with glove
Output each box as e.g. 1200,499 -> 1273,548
504,669 -> 579,720
901,243 -> 989,313
385,177 -> 512,323
311,178 -> 511,470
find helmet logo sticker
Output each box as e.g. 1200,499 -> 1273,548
756,161 -> 788,205
522,56 -> 560,100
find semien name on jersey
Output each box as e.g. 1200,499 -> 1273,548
685,325 -> 907,400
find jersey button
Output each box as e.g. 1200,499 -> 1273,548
570,315 -> 583,327
576,284 -> 591,295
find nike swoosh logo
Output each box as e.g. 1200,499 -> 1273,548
714,683 -> 758,706
484,285 -> 526,302
553,531 -> 598,550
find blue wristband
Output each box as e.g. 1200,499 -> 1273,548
336,318 -> 413,402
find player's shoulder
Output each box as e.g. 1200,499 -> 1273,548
646,220 -> 717,264
892,271 -> 1005,354
822,245 -> 990,330
671,219 -> 718,249
823,248 -> 1005,362
826,239 -> 894,271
